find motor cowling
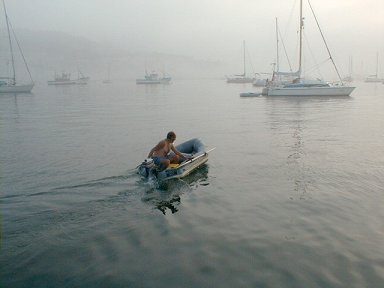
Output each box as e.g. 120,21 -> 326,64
138,158 -> 155,177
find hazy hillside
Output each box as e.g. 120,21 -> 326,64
14,29 -> 229,83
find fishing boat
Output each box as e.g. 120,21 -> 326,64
226,40 -> 255,83
136,71 -> 172,84
0,0 -> 34,93
265,0 -> 354,97
48,71 -> 90,85
138,138 -> 214,181
48,72 -> 76,85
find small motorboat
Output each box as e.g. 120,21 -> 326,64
138,138 -> 214,181
240,92 -> 262,97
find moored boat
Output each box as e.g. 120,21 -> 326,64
265,0 -> 354,97
48,72 -> 76,85
240,92 -> 262,97
226,40 -> 255,84
0,0 -> 34,93
48,71 -> 90,85
365,53 -> 383,83
138,138 -> 214,181
136,71 -> 172,84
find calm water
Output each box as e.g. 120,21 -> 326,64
1,79 -> 384,287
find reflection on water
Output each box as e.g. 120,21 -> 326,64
266,95 -> 352,200
141,164 -> 210,214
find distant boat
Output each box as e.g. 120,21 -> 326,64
342,56 -> 353,83
48,72 -> 76,85
365,53 -> 383,83
76,70 -> 90,85
240,92 -> 262,97
102,65 -> 112,84
226,40 -> 254,83
136,71 -> 172,84
0,0 -> 34,93
364,75 -> 382,83
48,71 -> 89,85
265,0 -> 354,97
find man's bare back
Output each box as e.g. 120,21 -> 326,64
151,140 -> 173,157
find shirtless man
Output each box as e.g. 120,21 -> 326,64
147,131 -> 187,169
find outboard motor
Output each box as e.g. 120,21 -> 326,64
138,158 -> 155,177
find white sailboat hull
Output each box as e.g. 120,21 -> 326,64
0,83 -> 34,93
364,77 -> 383,83
267,86 -> 355,96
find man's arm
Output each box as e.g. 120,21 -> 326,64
171,144 -> 187,159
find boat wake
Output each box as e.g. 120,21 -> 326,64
140,164 -> 210,214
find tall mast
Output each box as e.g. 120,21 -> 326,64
298,0 -> 303,77
275,18 -> 279,75
2,0 -> 16,84
243,40 -> 246,77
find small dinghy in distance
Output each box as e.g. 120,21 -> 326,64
138,138 -> 214,181
240,92 -> 262,97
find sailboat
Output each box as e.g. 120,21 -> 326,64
0,0 -> 34,93
75,70 -> 90,85
102,64 -> 112,84
365,53 -> 383,83
226,40 -> 254,83
342,56 -> 353,83
266,0 -> 355,96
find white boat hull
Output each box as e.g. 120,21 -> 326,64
267,86 -> 355,96
136,78 -> 171,85
0,83 -> 34,93
48,79 -> 89,85
364,78 -> 383,83
48,80 -> 77,85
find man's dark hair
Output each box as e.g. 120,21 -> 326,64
167,131 -> 176,140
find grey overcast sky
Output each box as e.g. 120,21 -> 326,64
4,0 -> 384,76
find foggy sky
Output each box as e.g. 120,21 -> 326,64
4,0 -> 384,78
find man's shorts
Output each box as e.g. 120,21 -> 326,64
152,156 -> 168,166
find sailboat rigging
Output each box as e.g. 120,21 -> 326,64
0,0 -> 34,93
